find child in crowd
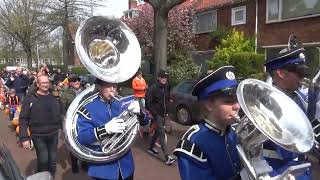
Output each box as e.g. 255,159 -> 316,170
7,89 -> 20,121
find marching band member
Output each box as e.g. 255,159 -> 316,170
76,78 -> 148,180
174,66 -> 242,180
264,41 -> 312,179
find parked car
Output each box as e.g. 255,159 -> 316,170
168,79 -> 198,125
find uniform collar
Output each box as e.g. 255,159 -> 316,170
203,118 -> 227,136
98,95 -> 114,104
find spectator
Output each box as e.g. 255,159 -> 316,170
51,80 -> 64,99
19,74 -> 63,177
60,75 -> 82,110
132,70 -> 147,108
60,74 -> 85,173
40,64 -> 50,76
27,71 -> 37,86
146,70 -> 176,165
53,68 -> 65,85
5,67 -> 29,100
0,86 -> 6,109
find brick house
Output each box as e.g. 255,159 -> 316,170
194,0 -> 256,51
194,0 -> 320,71
257,0 -> 320,71
68,23 -> 81,66
123,0 -> 143,20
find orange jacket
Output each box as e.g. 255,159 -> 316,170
132,76 -> 147,98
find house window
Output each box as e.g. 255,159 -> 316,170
16,58 -> 21,64
193,10 -> 217,34
267,0 -> 320,23
124,9 -> 139,19
232,6 -> 246,25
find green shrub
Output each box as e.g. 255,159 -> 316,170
211,26 -> 233,44
71,66 -> 89,75
167,54 -> 200,86
229,52 -> 265,80
208,29 -> 255,70
47,65 -> 66,72
0,64 -> 6,71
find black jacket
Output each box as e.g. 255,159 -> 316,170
146,81 -> 170,118
19,92 -> 63,142
6,75 -> 29,94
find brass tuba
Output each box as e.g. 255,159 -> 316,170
234,79 -> 314,179
63,16 -> 141,163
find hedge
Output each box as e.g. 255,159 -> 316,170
229,52 -> 265,80
71,66 -> 89,75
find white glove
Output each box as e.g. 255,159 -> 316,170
104,117 -> 126,134
128,100 -> 140,114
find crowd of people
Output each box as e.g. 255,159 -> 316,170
0,65 -> 92,176
0,64 -> 179,179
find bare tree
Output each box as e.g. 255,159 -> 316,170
145,0 -> 186,75
47,0 -> 103,70
0,0 -> 57,68
0,33 -> 18,59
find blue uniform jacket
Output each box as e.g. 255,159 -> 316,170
262,87 -> 312,180
77,95 -> 148,180
174,122 -> 241,180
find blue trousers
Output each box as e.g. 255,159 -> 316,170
31,133 -> 58,175
9,107 -> 16,121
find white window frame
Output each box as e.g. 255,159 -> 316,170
266,0 -> 320,23
123,9 -> 139,20
231,6 -> 246,26
193,10 -> 217,34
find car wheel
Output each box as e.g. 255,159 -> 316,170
176,105 -> 191,125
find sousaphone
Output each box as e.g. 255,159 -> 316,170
63,16 -> 141,163
235,79 -> 314,179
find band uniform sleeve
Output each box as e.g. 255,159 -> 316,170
77,113 -> 101,145
176,153 -> 214,180
19,96 -> 31,142
174,139 -> 213,180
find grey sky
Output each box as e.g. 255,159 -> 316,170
93,0 -> 128,18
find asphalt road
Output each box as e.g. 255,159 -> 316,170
0,111 -> 188,180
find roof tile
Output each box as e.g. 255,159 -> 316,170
196,0 -> 234,11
